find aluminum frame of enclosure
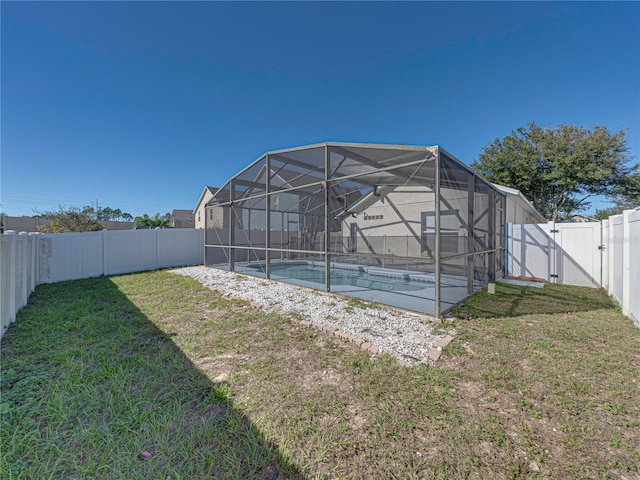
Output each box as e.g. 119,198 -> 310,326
204,142 -> 506,318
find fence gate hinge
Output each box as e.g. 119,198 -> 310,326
550,229 -> 559,233
598,245 -> 606,250
550,274 -> 559,278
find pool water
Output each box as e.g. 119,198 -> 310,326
247,262 -> 432,292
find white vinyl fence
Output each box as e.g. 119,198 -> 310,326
507,209 -> 640,327
3,212 -> 638,338
1,232 -> 39,338
1,228 -> 204,337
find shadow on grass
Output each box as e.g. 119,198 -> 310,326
1,276 -> 305,479
451,282 -> 619,320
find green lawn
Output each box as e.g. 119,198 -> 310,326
1,271 -> 639,479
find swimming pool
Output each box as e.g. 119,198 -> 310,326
218,259 -> 483,316
245,261 -> 435,293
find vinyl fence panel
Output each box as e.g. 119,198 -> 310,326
624,210 -> 640,323
14,233 -> 26,310
103,229 -> 159,275
103,229 -> 204,275
601,220 -> 609,290
38,231 -> 105,283
508,222 -> 601,286
1,232 -> 16,334
1,231 -> 40,336
554,223 -> 601,288
508,212 -> 639,327
156,228 -> 204,269
507,223 -> 552,280
610,215 -> 625,305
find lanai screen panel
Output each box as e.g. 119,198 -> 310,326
438,151 -> 505,314
205,143 -> 505,317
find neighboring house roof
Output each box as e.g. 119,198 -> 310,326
492,183 -> 546,223
193,186 -> 219,214
563,214 -> 599,223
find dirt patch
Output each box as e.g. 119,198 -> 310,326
503,275 -> 546,283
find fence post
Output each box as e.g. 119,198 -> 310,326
28,232 -> 38,293
6,231 -> 17,326
102,229 -> 108,275
622,210 -> 631,316
19,232 -> 28,309
155,228 -> 160,268
608,216 -> 615,296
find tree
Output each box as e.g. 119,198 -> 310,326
594,196 -> 640,220
80,203 -> 132,222
99,207 -> 114,221
471,122 -> 640,221
37,206 -> 105,233
134,212 -> 171,227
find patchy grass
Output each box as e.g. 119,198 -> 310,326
448,283 -> 640,478
0,274 -> 300,479
2,273 -> 639,479
451,282 -> 616,319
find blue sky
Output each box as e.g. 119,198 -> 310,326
2,1 -> 639,218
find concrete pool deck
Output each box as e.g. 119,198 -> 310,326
226,260 -> 485,316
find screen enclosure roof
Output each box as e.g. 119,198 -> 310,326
207,142 -> 497,212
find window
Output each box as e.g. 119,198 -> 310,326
198,211 -> 201,223
421,210 -> 460,254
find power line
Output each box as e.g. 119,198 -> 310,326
0,194 -> 174,213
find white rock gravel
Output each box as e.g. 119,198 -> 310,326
171,266 -> 448,365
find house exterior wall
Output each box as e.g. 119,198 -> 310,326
339,183 -> 499,277
506,201 -> 542,224
171,210 -> 195,228
341,186 -> 435,259
205,205 -> 228,229
101,221 -> 135,230
340,184 -> 492,258
492,184 -> 545,224
195,190 -> 215,229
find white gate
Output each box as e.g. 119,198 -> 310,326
507,222 -> 602,287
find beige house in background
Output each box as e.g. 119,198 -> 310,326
170,209 -> 195,228
193,186 -> 219,229
339,182 -> 544,259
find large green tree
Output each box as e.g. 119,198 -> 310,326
594,197 -> 640,220
37,207 -> 105,233
472,122 -> 639,221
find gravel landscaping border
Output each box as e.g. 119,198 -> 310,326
171,266 -> 454,365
